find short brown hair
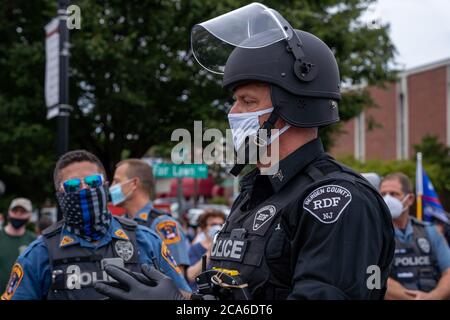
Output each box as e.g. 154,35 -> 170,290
381,172 -> 413,194
197,209 -> 226,230
116,159 -> 154,196
54,150 -> 106,189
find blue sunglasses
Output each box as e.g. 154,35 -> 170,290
61,174 -> 105,193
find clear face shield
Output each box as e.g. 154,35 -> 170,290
191,3 -> 310,176
191,2 -> 296,75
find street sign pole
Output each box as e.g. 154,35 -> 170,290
177,178 -> 183,219
56,0 -> 71,221
194,178 -> 199,207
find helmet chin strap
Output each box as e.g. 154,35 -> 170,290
229,110 -> 280,177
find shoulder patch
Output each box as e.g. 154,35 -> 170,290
114,229 -> 129,240
139,213 -> 148,221
156,220 -> 181,244
161,242 -> 181,274
60,235 -> 75,247
303,184 -> 352,224
1,263 -> 24,300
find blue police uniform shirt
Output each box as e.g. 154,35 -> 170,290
134,202 -> 190,266
189,242 -> 207,266
394,218 -> 450,273
4,217 -> 191,300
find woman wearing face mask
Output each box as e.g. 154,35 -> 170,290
0,198 -> 36,294
380,173 -> 450,300
185,209 -> 226,289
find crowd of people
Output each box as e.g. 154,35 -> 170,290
0,150 -> 229,299
0,149 -> 449,300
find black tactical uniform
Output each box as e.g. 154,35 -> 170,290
210,138 -> 394,299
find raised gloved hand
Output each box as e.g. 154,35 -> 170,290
94,264 -> 186,300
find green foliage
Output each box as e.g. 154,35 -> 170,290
413,135 -> 450,209
0,0 -> 396,211
0,0 -> 57,210
338,135 -> 450,210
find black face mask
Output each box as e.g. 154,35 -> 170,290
9,217 -> 29,229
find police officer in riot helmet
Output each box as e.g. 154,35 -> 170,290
95,3 -> 395,300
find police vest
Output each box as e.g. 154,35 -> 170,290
391,219 -> 439,292
43,216 -> 141,300
210,156 -> 382,300
136,208 -> 170,228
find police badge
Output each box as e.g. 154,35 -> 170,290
114,240 -> 134,261
417,237 -> 431,254
253,205 -> 277,231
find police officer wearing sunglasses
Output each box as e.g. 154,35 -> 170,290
95,3 -> 395,300
1,150 -> 191,300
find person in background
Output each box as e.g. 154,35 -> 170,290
110,159 -> 191,272
186,209 -> 226,289
381,173 -> 450,300
0,198 -> 36,293
190,222 -> 206,245
35,216 -> 54,237
430,215 -> 450,247
180,215 -> 196,244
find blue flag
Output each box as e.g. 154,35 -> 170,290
421,170 -> 449,223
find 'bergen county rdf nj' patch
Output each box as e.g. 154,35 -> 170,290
303,185 -> 352,224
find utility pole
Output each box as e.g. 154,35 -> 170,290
57,0 -> 71,157
57,0 -> 71,221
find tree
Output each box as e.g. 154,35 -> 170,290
0,0 -> 396,210
0,0 -> 57,210
413,135 -> 450,209
337,135 -> 450,210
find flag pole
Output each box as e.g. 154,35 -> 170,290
416,152 -> 423,221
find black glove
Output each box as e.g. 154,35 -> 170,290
94,264 -> 186,300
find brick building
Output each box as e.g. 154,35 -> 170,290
330,58 -> 450,161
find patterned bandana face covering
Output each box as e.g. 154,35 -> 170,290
56,185 -> 112,241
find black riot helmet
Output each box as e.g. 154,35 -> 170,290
192,2 -> 341,128
191,2 -> 341,175
223,29 -> 341,127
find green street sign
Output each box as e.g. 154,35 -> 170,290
153,163 -> 208,179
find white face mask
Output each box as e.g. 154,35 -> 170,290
227,107 -> 290,151
207,224 -> 223,239
383,194 -> 408,219
109,179 -> 134,206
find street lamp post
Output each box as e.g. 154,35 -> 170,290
56,0 -> 71,221
57,0 -> 71,157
